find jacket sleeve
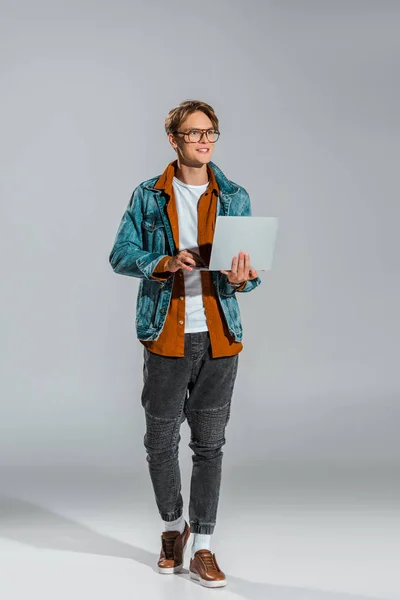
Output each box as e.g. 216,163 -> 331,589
222,190 -> 262,295
109,186 -> 173,280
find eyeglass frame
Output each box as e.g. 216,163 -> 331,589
171,128 -> 220,143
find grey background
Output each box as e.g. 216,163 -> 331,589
1,0 -> 399,473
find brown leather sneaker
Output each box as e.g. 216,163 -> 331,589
157,520 -> 190,574
189,549 -> 227,587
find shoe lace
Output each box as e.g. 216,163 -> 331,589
162,536 -> 176,559
199,550 -> 219,571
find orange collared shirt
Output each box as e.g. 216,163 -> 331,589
140,159 -> 244,358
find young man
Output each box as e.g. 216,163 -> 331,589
109,100 -> 261,588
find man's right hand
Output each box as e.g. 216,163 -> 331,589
166,249 -> 206,272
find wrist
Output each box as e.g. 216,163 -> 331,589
164,257 -> 173,272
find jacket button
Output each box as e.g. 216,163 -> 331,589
178,320 -> 184,325
160,308 -> 166,313
179,296 -> 184,301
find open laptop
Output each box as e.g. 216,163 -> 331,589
192,216 -> 279,271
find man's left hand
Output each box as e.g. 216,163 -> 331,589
220,251 -> 258,284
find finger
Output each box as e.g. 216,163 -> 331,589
181,254 -> 197,266
178,259 -> 192,271
184,250 -> 199,266
244,252 -> 250,276
231,255 -> 238,273
237,251 -> 245,278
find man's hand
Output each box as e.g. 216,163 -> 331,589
165,249 -> 206,272
220,251 -> 258,283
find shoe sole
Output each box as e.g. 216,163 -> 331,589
157,526 -> 190,574
158,563 -> 183,574
189,571 -> 227,588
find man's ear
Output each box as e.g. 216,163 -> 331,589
168,132 -> 177,151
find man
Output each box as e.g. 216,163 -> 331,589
109,99 -> 261,588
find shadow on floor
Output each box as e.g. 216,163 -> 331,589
0,496 -> 382,600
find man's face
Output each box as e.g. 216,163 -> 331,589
169,110 -> 216,166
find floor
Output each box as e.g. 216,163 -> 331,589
0,462 -> 398,600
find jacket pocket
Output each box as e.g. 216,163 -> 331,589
141,217 -> 166,254
136,281 -> 163,330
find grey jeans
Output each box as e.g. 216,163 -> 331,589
141,331 -> 239,535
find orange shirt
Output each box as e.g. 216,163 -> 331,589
140,159 -> 245,358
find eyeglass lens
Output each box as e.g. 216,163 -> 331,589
188,129 -> 219,142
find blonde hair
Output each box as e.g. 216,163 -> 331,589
165,99 -> 219,135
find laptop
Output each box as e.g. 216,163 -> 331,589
192,216 -> 279,271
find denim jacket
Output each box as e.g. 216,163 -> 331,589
109,161 -> 261,341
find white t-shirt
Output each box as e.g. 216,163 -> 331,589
172,175 -> 209,333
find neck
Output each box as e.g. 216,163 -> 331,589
174,159 -> 209,185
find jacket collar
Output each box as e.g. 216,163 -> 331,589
144,159 -> 240,197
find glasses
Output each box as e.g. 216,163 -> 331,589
172,128 -> 220,143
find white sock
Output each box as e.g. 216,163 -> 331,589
163,514 -> 185,534
191,533 -> 212,558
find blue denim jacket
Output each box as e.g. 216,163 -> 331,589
109,160 -> 261,341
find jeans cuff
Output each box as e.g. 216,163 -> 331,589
189,521 -> 215,534
161,509 -> 183,522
